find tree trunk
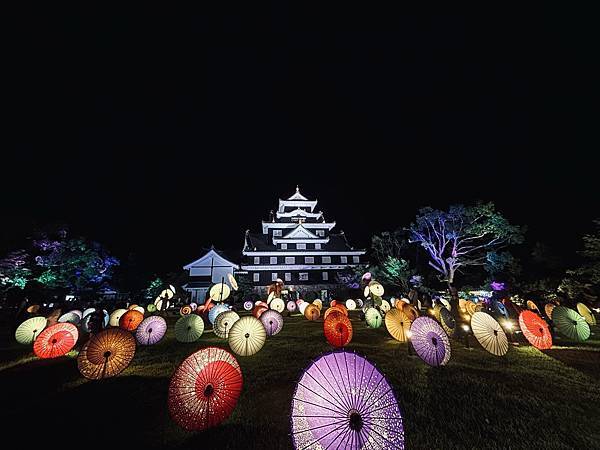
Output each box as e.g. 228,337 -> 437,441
447,281 -> 465,338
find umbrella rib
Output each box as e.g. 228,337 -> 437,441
293,396 -> 347,416
296,380 -> 347,416
311,362 -> 353,413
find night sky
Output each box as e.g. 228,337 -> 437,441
4,7 -> 599,277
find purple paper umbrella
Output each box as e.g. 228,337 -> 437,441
410,317 -> 451,366
291,350 -> 404,449
287,301 -> 297,313
243,301 -> 253,311
260,310 -> 283,336
135,316 -> 167,345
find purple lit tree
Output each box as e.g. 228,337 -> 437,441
0,250 -> 32,292
33,231 -> 119,292
409,203 -> 523,322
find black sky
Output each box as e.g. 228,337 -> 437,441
4,6 -> 599,276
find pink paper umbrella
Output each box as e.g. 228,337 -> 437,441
260,310 -> 283,336
291,350 -> 404,449
410,317 -> 451,366
135,316 -> 167,345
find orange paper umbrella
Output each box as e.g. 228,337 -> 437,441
119,310 -> 144,331
33,322 -> 78,359
27,304 -> 41,314
527,300 -> 540,313
324,305 -> 347,321
458,299 -> 468,312
330,300 -> 337,307
402,304 -> 420,322
465,301 -> 478,316
77,328 -> 136,379
518,310 -> 552,350
324,314 -> 352,347
304,304 -> 320,321
169,347 -> 243,431
180,305 -> 192,316
252,305 -> 268,319
385,308 -> 412,342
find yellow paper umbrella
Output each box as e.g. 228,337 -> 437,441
304,304 -> 320,321
402,304 -> 420,322
576,303 -> 596,325
15,317 -> 47,345
312,299 -> 323,310
440,299 -> 451,310
368,281 -> 385,297
380,299 -> 391,313
210,283 -> 231,302
228,316 -> 266,356
527,300 -> 540,313
471,312 -> 508,356
432,304 -> 443,321
214,311 -> 240,339
458,298 -> 468,313
385,309 -> 412,342
160,289 -> 174,299
270,298 -> 285,313
109,309 -> 128,327
544,303 -> 556,320
465,301 -> 478,316
227,273 -> 239,290
128,304 -> 139,310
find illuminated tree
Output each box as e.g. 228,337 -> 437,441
0,250 -> 31,292
409,203 -> 524,317
33,234 -> 119,292
144,277 -> 164,299
370,231 -> 413,292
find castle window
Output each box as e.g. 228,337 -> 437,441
353,256 -> 360,263
281,243 -> 287,250
270,257 -> 277,264
299,273 -> 309,281
315,244 -> 321,250
297,243 -> 306,250
285,272 -> 291,282
253,273 -> 260,282
305,256 -> 314,264
316,230 -> 325,236
322,256 -> 331,264
285,257 -> 295,264
273,230 -> 282,237
254,256 -> 260,264
340,256 -> 348,263
271,272 -> 278,281
322,272 -> 329,281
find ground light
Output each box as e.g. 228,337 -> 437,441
462,324 -> 471,349
502,319 -> 515,343
406,330 -> 413,356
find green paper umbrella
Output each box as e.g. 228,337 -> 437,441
365,307 -> 382,328
15,317 -> 48,345
553,306 -> 591,342
175,314 -> 205,343
147,304 -> 157,313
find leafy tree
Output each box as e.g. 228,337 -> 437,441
32,232 -> 119,292
144,277 -> 164,299
575,219 -> 600,284
0,250 -> 31,291
409,202 -> 524,323
370,231 -> 413,292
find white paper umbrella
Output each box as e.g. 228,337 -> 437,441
471,312 -> 508,356
15,317 -> 47,344
210,283 -> 231,302
214,311 -> 240,339
345,299 -> 357,310
270,298 -> 285,313
228,316 -> 266,356
109,309 -> 128,327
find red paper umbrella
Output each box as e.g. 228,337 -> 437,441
252,305 -> 268,319
323,306 -> 346,321
169,347 -> 243,431
330,300 -> 337,307
119,310 -> 144,331
519,310 -> 552,350
333,304 -> 348,315
324,314 -> 353,347
33,323 -> 78,359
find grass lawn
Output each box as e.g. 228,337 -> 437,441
1,310 -> 599,449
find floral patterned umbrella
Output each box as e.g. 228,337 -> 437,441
135,316 -> 167,345
291,351 -> 404,449
169,347 -> 243,431
33,322 -> 78,358
518,310 -> 552,350
214,311 -> 240,339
